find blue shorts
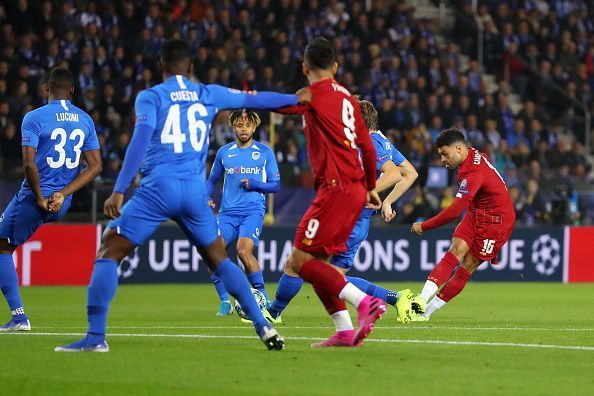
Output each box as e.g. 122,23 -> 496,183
109,176 -> 218,248
217,211 -> 264,247
0,190 -> 71,246
330,214 -> 371,270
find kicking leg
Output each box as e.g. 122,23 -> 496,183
425,253 -> 482,318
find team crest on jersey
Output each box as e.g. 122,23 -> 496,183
252,152 -> 260,160
459,178 -> 469,195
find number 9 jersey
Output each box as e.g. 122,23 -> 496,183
20,99 -> 99,197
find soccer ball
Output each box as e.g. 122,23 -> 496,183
234,288 -> 268,320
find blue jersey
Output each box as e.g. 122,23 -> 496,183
135,75 -> 281,183
210,141 -> 280,214
20,99 -> 99,197
360,130 -> 406,218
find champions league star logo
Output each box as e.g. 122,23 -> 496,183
118,248 -> 140,279
531,234 -> 561,276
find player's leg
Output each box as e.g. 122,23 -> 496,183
176,183 -> 283,350
0,193 -> 50,331
423,252 -> 482,317
56,186 -> 167,352
266,264 -> 303,321
210,213 -> 237,311
237,212 -> 268,301
338,216 -> 412,322
0,239 -> 28,331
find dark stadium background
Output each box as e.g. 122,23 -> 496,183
0,0 -> 592,228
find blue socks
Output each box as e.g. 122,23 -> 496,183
268,273 -> 303,318
347,276 -> 399,306
87,259 -> 118,342
215,259 -> 268,334
246,270 -> 269,302
0,254 -> 27,321
210,274 -> 230,302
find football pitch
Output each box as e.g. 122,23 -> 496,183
1,283 -> 593,395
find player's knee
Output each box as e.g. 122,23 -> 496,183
448,241 -> 469,260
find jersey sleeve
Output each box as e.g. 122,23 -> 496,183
391,145 -> 406,166
456,169 -> 483,201
21,112 -> 40,148
82,114 -> 100,151
206,85 -> 298,110
264,147 -> 280,182
134,89 -> 159,129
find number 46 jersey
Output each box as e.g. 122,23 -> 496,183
135,75 -> 260,183
20,99 -> 99,197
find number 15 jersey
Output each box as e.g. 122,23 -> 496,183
20,99 -> 99,197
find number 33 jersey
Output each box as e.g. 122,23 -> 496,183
20,99 -> 99,197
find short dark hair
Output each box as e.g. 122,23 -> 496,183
160,39 -> 191,66
48,68 -> 74,91
358,99 -> 378,131
435,128 -> 466,148
304,37 -> 335,70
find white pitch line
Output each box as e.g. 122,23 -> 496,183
33,325 -> 594,332
2,332 -> 594,352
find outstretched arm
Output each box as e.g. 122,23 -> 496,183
418,197 -> 469,232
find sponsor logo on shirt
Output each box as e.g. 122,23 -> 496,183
22,136 -> 31,143
252,152 -> 260,160
136,114 -> 147,122
378,154 -> 390,162
458,178 -> 469,195
226,166 -> 261,175
228,154 -> 238,158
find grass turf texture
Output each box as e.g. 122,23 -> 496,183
1,283 -> 593,396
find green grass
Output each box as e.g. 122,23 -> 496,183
1,283 -> 593,395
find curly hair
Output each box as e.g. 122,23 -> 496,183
228,109 -> 261,128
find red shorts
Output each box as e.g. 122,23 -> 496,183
453,209 -> 516,263
294,182 -> 367,256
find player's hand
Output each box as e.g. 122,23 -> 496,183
104,192 -> 124,220
296,87 -> 312,104
381,202 -> 397,223
240,179 -> 251,191
48,192 -> 65,213
207,199 -> 216,209
36,197 -> 49,212
411,222 -> 423,236
366,190 -> 381,210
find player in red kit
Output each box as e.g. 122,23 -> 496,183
279,37 -> 387,347
410,129 -> 516,320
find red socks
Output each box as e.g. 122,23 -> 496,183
299,259 -> 348,296
428,252 -> 459,286
438,266 -> 472,302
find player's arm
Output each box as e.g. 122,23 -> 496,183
20,113 -> 47,211
22,146 -> 47,211
206,150 -> 224,209
412,172 -> 482,235
241,148 -> 281,193
353,106 -> 380,208
105,90 -> 157,219
381,159 -> 418,223
208,85 -> 310,111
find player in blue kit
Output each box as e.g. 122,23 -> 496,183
207,110 -> 280,316
267,99 -> 418,325
55,40 -> 309,352
0,68 -> 102,331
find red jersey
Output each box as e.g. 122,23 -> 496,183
280,79 -> 376,191
422,146 -> 514,231
455,147 -> 514,213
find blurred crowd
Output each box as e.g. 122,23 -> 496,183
0,0 -> 593,225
